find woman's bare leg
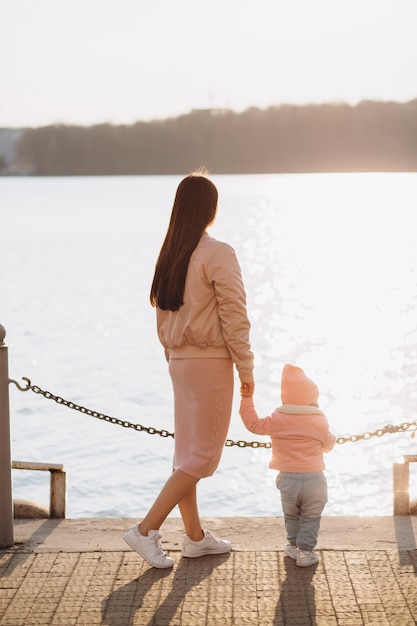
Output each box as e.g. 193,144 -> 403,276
177,483 -> 204,541
138,469 -> 202,538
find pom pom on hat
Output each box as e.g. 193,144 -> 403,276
281,364 -> 319,405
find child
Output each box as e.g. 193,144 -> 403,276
240,364 -> 336,567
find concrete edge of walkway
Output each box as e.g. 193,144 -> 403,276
6,515 -> 417,554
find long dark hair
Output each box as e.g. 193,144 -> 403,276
150,171 -> 218,311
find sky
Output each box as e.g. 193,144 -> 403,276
1,0 -> 416,128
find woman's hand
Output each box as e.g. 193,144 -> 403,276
240,382 -> 255,397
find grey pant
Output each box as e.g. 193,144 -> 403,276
276,471 -> 328,552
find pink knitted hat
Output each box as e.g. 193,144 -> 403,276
281,364 -> 319,405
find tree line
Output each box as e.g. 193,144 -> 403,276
14,100 -> 417,175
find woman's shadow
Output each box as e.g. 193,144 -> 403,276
274,557 -> 318,625
102,552 -> 230,625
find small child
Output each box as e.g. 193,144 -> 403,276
240,364 -> 336,567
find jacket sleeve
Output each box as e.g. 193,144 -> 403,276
322,420 -> 337,452
209,243 -> 254,383
239,397 -> 274,435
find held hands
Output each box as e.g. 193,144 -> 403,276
240,382 -> 255,398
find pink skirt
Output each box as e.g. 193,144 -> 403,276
169,358 -> 234,478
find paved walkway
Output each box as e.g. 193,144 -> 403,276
1,516 -> 417,625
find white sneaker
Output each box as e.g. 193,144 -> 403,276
296,550 -> 319,567
123,525 -> 174,569
182,530 -> 232,558
284,543 -> 299,560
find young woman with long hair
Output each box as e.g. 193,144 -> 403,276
124,170 -> 255,568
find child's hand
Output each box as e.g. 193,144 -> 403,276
240,382 -> 255,398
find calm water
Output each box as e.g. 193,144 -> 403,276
1,173 -> 417,518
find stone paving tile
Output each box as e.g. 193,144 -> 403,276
1,547 -> 417,625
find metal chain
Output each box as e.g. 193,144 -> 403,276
336,421 -> 417,444
9,377 -> 270,448
9,377 -> 417,448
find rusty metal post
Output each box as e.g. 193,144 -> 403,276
50,469 -> 66,518
393,461 -> 410,515
0,324 -> 14,547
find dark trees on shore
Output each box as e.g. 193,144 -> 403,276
15,99 -> 417,175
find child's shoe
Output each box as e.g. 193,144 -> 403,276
284,543 -> 299,560
296,549 -> 319,567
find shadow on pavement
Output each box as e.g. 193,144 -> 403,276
274,557 -> 318,626
0,518 -> 64,576
102,553 -> 230,625
394,515 -> 417,573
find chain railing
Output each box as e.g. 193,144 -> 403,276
9,376 -> 417,448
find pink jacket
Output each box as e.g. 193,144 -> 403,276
157,233 -> 254,383
239,397 -> 336,472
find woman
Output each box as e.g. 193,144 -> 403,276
124,170 -> 254,568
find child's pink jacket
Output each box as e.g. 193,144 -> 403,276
239,397 -> 336,472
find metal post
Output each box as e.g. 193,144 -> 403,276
393,462 -> 410,515
0,324 -> 14,547
50,469 -> 66,518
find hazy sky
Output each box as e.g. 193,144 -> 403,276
1,0 -> 416,128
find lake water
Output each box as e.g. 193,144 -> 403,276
1,173 -> 417,519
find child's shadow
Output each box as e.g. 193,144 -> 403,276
274,557 -> 318,625
102,553 -> 230,625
